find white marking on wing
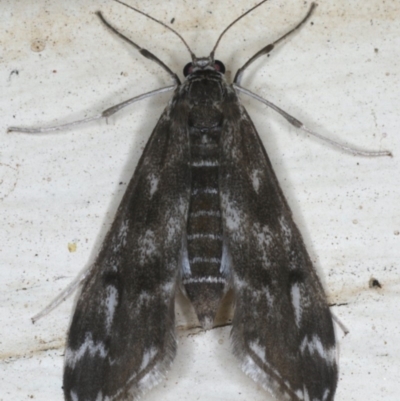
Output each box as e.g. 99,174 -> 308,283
249,341 -> 268,364
241,341 -> 291,400
300,335 -> 336,365
127,348 -> 169,398
140,347 -> 158,371
263,285 -> 274,308
244,339 -> 332,401
65,333 -> 107,368
254,224 -> 272,246
322,388 -> 331,401
223,201 -> 242,231
114,349 -> 166,401
241,353 -> 270,391
232,273 -> 249,292
233,273 -> 274,311
303,385 -> 310,401
138,229 -> 157,265
105,257 -> 119,272
290,283 -> 302,327
221,194 -> 245,241
160,280 -> 174,297
177,195 -> 188,216
137,291 -> 152,307
95,391 -> 103,401
283,390 -> 294,401
112,220 -> 129,252
278,215 -> 292,252
251,169 -> 261,193
148,173 -> 159,197
295,389 -> 305,400
166,216 -> 180,243
110,260 -> 119,272
137,367 -> 164,396
282,383 -> 296,400
253,222 -> 274,267
180,238 -> 191,276
200,135 -> 214,144
220,241 -> 231,275
105,285 -> 119,332
165,199 -> 187,246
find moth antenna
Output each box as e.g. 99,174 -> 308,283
114,0 -> 196,60
210,0 -> 269,59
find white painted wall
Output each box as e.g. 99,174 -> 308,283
1,1 -> 398,400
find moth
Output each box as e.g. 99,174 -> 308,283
9,1 -> 390,401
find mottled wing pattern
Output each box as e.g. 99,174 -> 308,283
63,94 -> 191,401
220,87 -> 337,401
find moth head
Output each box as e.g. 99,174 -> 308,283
183,57 -> 226,77
113,0 -> 268,80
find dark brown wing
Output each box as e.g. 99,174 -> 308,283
220,87 -> 337,401
63,94 -> 191,401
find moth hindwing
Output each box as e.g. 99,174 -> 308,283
35,1 -> 340,401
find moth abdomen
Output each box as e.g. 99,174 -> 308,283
180,72 -> 230,329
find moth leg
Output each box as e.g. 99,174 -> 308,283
7,85 -> 175,134
331,311 -> 350,335
97,11 -> 181,85
31,264 -> 96,324
234,3 -> 317,84
234,84 -> 392,157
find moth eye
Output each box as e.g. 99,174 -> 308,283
183,62 -> 193,77
214,60 -> 226,74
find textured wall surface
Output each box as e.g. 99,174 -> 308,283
1,1 -> 398,400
